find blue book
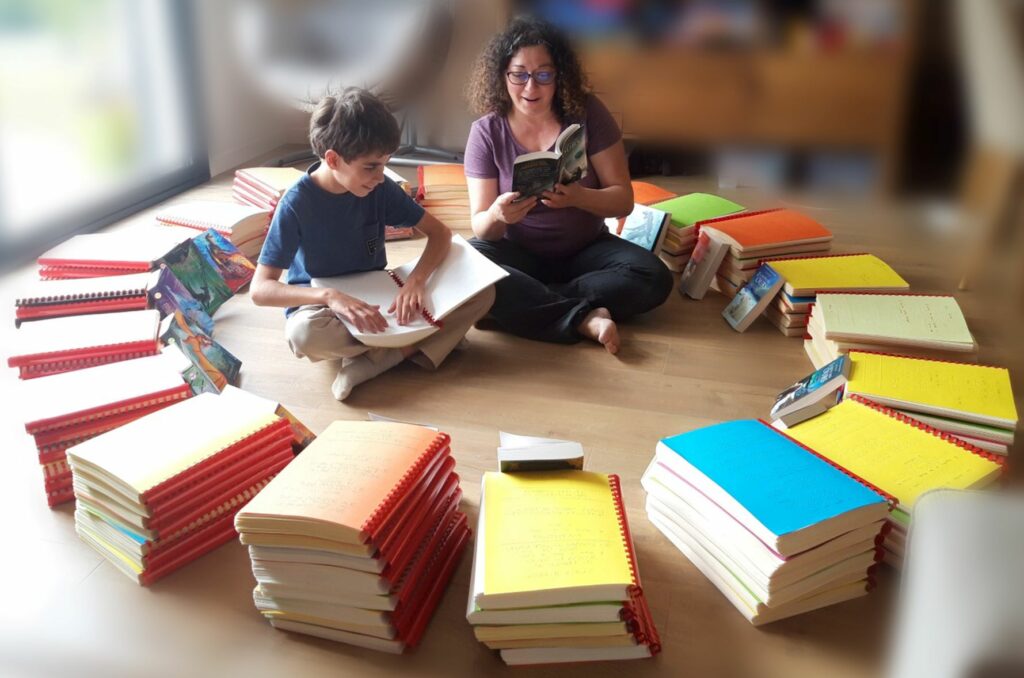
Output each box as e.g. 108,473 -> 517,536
722,264 -> 784,332
656,420 -> 888,556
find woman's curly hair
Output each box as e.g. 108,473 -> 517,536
465,16 -> 590,122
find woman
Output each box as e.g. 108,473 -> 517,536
464,17 -> 672,355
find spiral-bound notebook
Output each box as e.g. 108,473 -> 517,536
470,470 -> 661,664
235,421 -> 452,547
37,228 -> 195,279
782,396 -> 1005,521
312,235 -> 508,348
13,272 -> 151,324
7,308 -> 162,379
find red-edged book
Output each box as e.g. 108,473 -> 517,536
66,386 -> 297,585
37,228 -> 194,280
14,272 -> 151,324
7,309 -> 162,379
18,351 -> 193,506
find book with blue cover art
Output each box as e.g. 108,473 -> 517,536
192,229 -> 256,293
770,355 -> 850,425
656,420 -> 889,556
614,203 -> 670,253
147,266 -> 215,336
723,263 -> 784,332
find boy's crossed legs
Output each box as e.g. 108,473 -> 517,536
284,286 -> 495,400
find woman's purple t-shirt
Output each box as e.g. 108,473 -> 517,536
463,95 -> 622,258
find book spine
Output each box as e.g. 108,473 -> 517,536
15,296 -> 148,324
15,346 -> 160,380
415,166 -> 426,202
608,474 -> 662,654
362,431 -> 453,540
846,395 -> 1007,467
385,270 -> 443,329
758,419 -> 901,509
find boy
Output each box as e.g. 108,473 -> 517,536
251,88 -> 495,400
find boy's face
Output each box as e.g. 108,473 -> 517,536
323,150 -> 390,197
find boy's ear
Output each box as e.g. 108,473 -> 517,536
323,149 -> 341,170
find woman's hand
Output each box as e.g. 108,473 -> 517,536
540,181 -> 584,209
489,192 -> 537,224
389,277 -> 428,326
325,288 -> 388,333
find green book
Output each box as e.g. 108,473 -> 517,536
650,193 -> 744,231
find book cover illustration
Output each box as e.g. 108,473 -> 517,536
159,310 -> 241,393
159,239 -> 232,315
147,267 -> 215,336
192,229 -> 256,293
511,124 -> 586,199
617,204 -> 669,252
771,355 -> 850,420
723,264 -> 784,331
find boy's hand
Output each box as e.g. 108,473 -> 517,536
389,277 -> 428,326
489,192 -> 537,224
325,289 -> 388,333
540,182 -> 583,209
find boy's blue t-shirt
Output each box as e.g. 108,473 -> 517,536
258,162 -> 425,295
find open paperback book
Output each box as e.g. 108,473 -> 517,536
511,124 -> 586,199
312,235 -> 507,348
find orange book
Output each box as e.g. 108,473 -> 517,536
416,164 -> 468,200
234,421 -> 450,546
631,181 -> 677,205
698,208 -> 833,254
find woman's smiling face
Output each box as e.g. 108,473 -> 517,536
505,45 -> 557,118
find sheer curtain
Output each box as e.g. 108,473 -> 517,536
0,0 -> 208,268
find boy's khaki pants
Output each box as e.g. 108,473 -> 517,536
284,287 -> 495,370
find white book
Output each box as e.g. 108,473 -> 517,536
248,545 -> 383,573
500,644 -> 652,666
679,230 -> 731,300
269,619 -> 404,653
312,235 -> 507,348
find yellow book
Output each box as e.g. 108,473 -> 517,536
479,471 -> 636,608
846,352 -> 1018,429
783,398 -> 1003,514
816,293 -> 975,352
766,254 -> 909,297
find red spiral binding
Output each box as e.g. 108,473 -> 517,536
847,349 -> 1009,372
385,270 -> 443,329
26,384 -> 193,435
17,347 -> 159,379
760,419 -> 901,511
361,431 -> 452,543
846,395 -> 1007,468
757,251 -> 872,267
607,474 -> 662,655
693,207 -> 782,239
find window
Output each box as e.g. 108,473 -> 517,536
0,0 -> 208,267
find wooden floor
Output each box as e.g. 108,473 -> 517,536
1,149 -> 1020,678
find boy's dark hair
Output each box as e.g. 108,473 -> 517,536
309,88 -> 401,162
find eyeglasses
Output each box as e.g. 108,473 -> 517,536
506,70 -> 556,86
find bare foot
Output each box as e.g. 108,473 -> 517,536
578,308 -> 620,355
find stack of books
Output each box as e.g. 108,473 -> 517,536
781,396 -> 1005,567
7,309 -> 161,379
36,228 -> 193,279
16,350 -> 193,506
643,420 -> 890,625
467,470 -> 661,666
416,164 -> 470,229
604,180 -> 677,236
844,351 -> 1018,455
156,201 -> 271,259
761,254 -> 909,336
13,272 -> 151,324
804,293 -> 977,367
235,421 -> 469,654
648,193 -> 744,271
67,387 -> 297,584
383,167 -> 417,240
700,209 -> 833,297
232,167 -> 304,216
